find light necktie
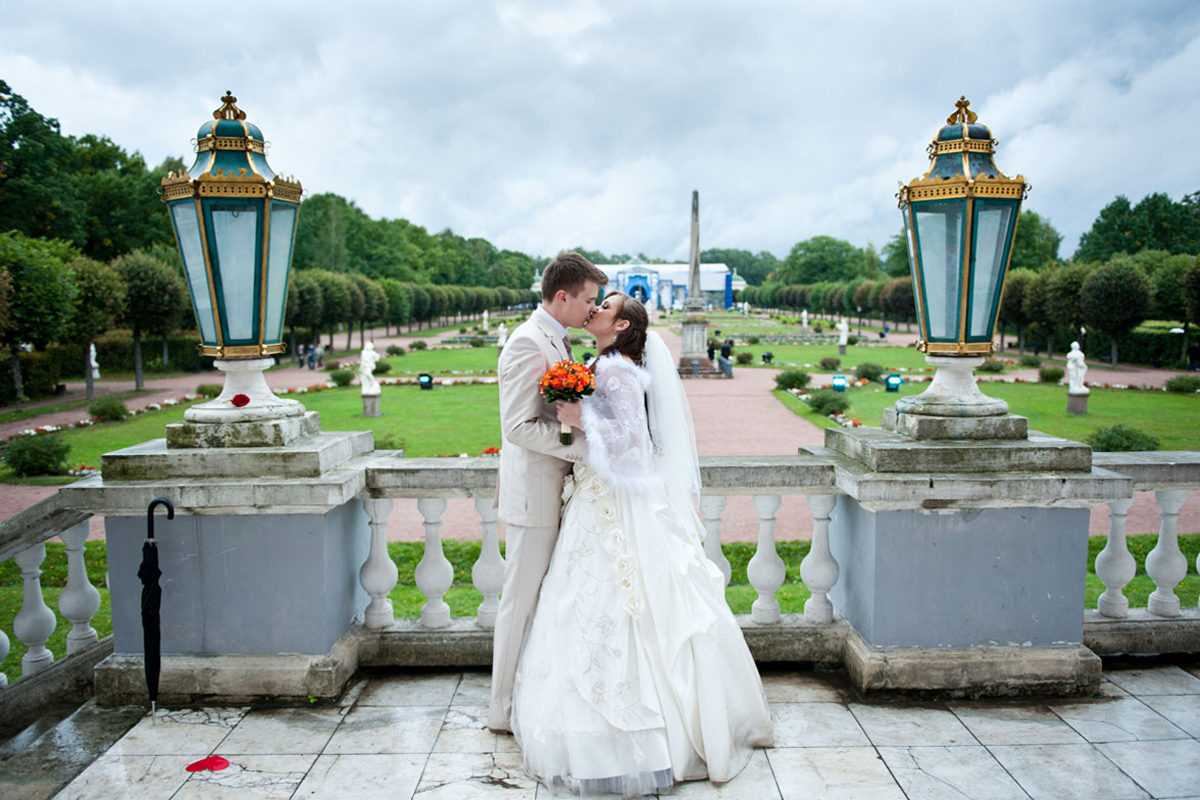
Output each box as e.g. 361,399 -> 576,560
562,335 -> 573,361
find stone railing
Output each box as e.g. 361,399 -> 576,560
1085,452 -> 1200,655
0,493 -> 102,693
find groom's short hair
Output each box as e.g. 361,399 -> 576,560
542,252 -> 608,301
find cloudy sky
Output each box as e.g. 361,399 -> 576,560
4,1 -> 1198,261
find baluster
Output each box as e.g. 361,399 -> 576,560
58,521 -> 101,653
700,494 -> 732,586
14,543 -> 57,676
1095,498 -> 1135,619
416,498 -> 453,628
472,495 -> 504,629
747,495 -> 784,624
801,495 -> 839,624
1146,489 -> 1189,618
0,627 -> 9,687
360,497 -> 398,629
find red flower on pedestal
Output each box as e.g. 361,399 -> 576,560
231,394 -> 250,407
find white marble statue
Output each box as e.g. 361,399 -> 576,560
359,341 -> 381,396
1067,341 -> 1089,395
801,309 -> 809,329
483,309 -> 490,333
496,322 -> 508,351
837,317 -> 850,346
89,343 -> 100,380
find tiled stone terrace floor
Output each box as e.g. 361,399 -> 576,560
4,663 -> 1200,799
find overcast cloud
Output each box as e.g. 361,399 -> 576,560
4,1 -> 1198,261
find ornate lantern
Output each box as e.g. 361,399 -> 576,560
895,97 -> 1027,419
161,92 -> 304,426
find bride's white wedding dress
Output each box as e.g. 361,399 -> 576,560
511,333 -> 773,797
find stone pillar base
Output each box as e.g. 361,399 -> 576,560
95,629 -> 361,706
1068,392 -> 1089,415
843,628 -> 1101,697
362,394 -> 381,417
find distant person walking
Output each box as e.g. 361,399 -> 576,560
718,339 -> 734,377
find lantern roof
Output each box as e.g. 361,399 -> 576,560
899,97 -> 1026,207
161,91 -> 302,205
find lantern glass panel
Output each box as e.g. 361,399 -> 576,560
211,205 -> 260,342
914,199 -> 965,340
264,203 -> 296,342
968,199 -> 1017,339
170,203 -> 217,343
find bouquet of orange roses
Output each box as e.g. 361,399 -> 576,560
540,359 -> 596,444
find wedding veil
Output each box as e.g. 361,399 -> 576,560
643,331 -> 702,512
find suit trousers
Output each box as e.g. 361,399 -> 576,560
488,522 -> 560,731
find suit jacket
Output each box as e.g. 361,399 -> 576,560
497,313 -> 588,527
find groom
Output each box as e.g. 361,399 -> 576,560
488,251 -> 608,732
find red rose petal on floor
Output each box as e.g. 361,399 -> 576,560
231,394 -> 250,407
186,755 -> 230,772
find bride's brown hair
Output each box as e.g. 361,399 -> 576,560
599,291 -> 649,366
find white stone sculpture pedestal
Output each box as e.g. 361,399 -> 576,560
363,394 -> 381,417
1068,392 -> 1089,416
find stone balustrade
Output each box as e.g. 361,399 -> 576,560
2,450 -> 1198,705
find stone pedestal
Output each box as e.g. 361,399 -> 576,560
838,344 -> 846,355
65,424 -> 378,705
806,419 -> 1131,696
678,313 -> 711,377
363,394 -> 381,417
1068,392 -> 1089,415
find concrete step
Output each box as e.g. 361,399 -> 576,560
0,701 -> 81,757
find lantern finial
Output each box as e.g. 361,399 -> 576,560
946,96 -> 977,125
213,91 -> 247,121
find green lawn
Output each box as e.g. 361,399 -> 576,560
0,383 -> 504,483
778,381 -> 1200,450
4,537 -> 1196,686
0,389 -> 150,426
377,347 -> 500,376
737,343 -> 933,372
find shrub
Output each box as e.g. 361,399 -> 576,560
813,324 -> 824,333
88,396 -> 129,422
1087,425 -> 1160,452
373,361 -> 392,375
747,336 -> 760,345
330,369 -> 354,387
847,335 -> 859,346
458,327 -> 468,333
1165,374 -> 1200,394
1019,354 -> 1042,368
570,336 -> 583,346
819,356 -> 841,370
374,432 -> 406,451
855,362 -> 885,382
1039,366 -> 1064,383
324,359 -> 342,371
735,352 -> 754,365
411,340 -> 428,351
196,383 -> 222,398
386,345 -> 406,357
468,336 -> 486,348
977,359 -> 1005,373
807,389 -> 850,416
3,434 -> 71,476
775,370 -> 811,391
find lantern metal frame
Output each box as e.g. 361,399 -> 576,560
161,92 -> 303,360
898,97 -> 1028,357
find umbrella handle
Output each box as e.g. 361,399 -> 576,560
147,497 -> 175,541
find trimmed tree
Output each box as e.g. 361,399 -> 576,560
67,256 -> 127,400
0,232 -> 78,400
1151,254 -> 1199,362
1080,258 -> 1151,365
286,269 -> 324,349
112,251 -> 186,390
999,268 -> 1036,353
314,270 -> 352,348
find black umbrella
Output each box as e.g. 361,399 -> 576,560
139,497 -> 174,714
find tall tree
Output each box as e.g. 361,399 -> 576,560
1080,257 -> 1151,364
701,248 -> 780,286
67,256 -> 126,399
1150,254 -> 1198,361
999,268 -> 1036,352
286,270 -> 324,349
112,251 -> 186,389
779,236 -> 867,284
1075,196 -> 1145,262
881,230 -> 911,277
1009,210 -> 1062,271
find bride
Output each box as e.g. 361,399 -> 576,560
511,291 -> 774,797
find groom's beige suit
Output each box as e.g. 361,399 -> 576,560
489,306 -> 588,731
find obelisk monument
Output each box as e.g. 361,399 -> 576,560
679,190 -> 714,375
